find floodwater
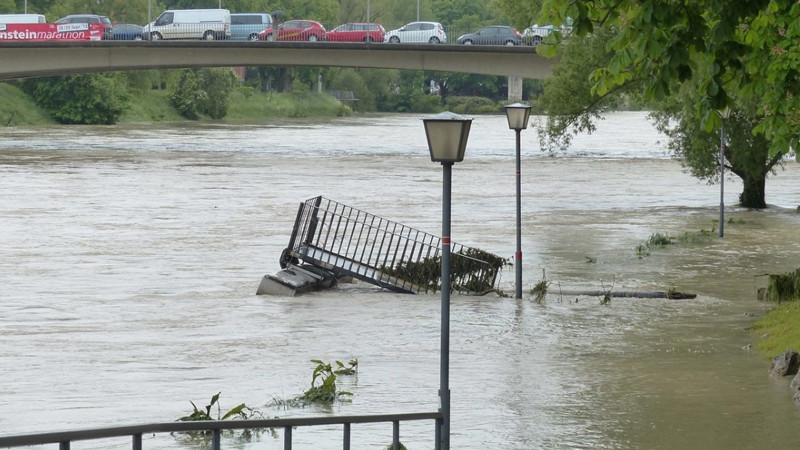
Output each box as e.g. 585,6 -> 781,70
1,111 -> 800,449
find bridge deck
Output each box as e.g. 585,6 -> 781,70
0,41 -> 556,80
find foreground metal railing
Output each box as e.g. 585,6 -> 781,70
0,411 -> 442,449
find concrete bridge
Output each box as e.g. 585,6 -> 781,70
0,41 -> 556,82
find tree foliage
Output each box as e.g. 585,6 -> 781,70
22,73 -> 129,124
524,0 -> 797,207
0,0 -> 16,14
536,0 -> 800,158
170,68 -> 238,120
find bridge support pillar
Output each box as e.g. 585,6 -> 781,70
508,76 -> 523,102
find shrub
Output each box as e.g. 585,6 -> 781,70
170,68 -> 238,120
22,73 -> 130,125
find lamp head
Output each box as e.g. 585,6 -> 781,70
423,111 -> 472,163
718,106 -> 732,119
504,102 -> 532,130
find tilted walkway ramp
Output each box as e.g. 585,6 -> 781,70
258,196 -> 506,295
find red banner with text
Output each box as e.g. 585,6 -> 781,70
0,23 -> 104,41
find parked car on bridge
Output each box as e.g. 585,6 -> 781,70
522,24 -> 554,46
262,19 -> 326,41
384,21 -> 446,44
325,23 -> 385,42
456,25 -> 522,45
230,13 -> 272,41
55,14 -> 112,39
109,23 -> 144,40
142,9 -> 231,41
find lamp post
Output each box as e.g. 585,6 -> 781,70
504,102 -> 532,299
147,0 -> 151,40
423,111 -> 472,450
718,107 -> 731,238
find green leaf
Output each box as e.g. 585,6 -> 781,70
221,403 -> 248,420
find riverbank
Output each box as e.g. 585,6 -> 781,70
754,300 -> 800,358
0,82 -> 350,126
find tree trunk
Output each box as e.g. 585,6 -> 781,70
739,173 -> 767,208
257,67 -> 268,92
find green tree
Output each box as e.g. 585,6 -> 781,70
535,0 -> 800,157
197,67 -> 239,119
328,68 -> 375,110
1,0 -> 16,13
495,0 -> 542,29
431,0 -> 488,26
359,68 -> 397,109
525,0 -> 798,208
170,68 -> 238,120
22,73 -> 129,125
170,70 -> 206,120
44,0 -> 155,23
651,92 -> 783,209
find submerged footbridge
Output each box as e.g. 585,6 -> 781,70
257,196 -> 507,296
0,40 -> 556,81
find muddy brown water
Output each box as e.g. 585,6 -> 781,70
1,112 -> 800,449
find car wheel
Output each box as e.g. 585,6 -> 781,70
429,37 -> 440,44
389,36 -> 400,43
532,36 -> 543,47
150,32 -> 162,41
265,33 -> 274,42
364,36 -> 374,43
203,31 -> 216,40
462,40 -> 473,45
134,35 -> 143,41
248,33 -> 259,41
505,40 -> 515,46
308,34 -> 318,42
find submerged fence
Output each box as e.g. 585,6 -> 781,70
281,196 -> 506,294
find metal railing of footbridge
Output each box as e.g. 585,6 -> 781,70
282,196 -> 505,295
0,411 -> 442,449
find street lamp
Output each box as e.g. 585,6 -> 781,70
504,102 -> 532,299
423,111 -> 472,450
718,106 -> 731,238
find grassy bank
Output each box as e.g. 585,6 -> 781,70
0,83 -> 55,126
119,88 -> 349,123
753,301 -> 800,358
226,88 -> 349,119
1,82 -> 350,126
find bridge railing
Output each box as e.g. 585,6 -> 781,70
1,21 -> 552,46
0,411 -> 442,449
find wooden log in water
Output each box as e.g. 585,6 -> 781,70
555,290 -> 697,299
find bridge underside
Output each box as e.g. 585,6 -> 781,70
0,41 -> 556,81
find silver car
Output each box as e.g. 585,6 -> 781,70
384,21 -> 446,43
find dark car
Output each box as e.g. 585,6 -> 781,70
456,25 -> 522,45
259,19 -> 326,41
109,23 -> 144,40
325,23 -> 385,42
56,14 -> 112,40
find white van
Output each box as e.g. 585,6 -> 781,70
143,9 -> 231,40
0,14 -> 47,24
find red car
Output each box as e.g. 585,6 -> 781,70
258,19 -> 326,41
325,23 -> 385,43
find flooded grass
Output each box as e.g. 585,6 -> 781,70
752,300 -> 800,358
